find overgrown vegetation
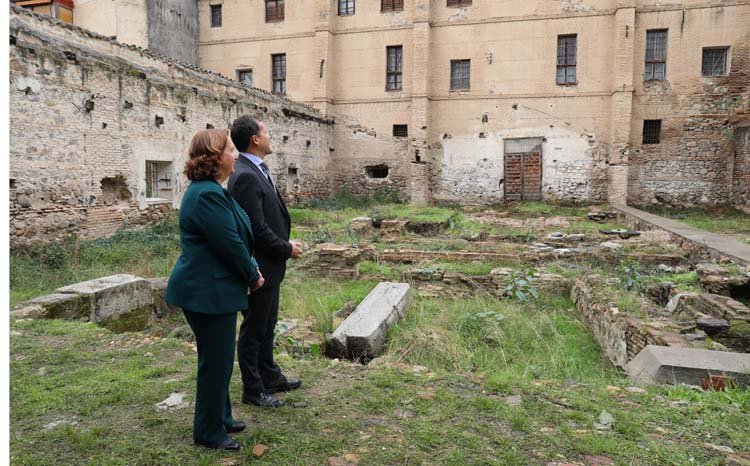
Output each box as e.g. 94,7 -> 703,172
10,214 -> 181,307
10,202 -> 750,465
640,205 -> 750,236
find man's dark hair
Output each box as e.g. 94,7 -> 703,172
230,115 -> 261,153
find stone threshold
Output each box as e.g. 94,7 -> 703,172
613,204 -> 750,266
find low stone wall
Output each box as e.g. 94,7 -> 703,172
570,275 -> 689,369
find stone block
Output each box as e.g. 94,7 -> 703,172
57,274 -> 153,332
326,282 -> 410,360
25,292 -> 93,320
626,345 -> 750,387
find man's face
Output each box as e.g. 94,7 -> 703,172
253,122 -> 273,156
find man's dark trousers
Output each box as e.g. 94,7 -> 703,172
237,285 -> 284,395
228,155 -> 292,398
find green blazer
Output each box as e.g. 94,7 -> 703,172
166,179 -> 260,314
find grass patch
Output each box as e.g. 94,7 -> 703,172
10,214 -> 181,307
640,205 -> 750,235
384,293 -> 619,384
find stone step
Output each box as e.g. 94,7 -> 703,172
326,282 -> 410,361
626,345 -> 750,387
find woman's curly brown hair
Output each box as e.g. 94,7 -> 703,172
184,129 -> 228,181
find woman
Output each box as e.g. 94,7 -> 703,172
166,129 -> 264,452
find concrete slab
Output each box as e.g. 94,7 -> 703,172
57,274 -> 153,332
326,282 -> 410,360
613,205 -> 750,266
626,345 -> 750,387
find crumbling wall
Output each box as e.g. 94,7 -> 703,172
734,127 -> 750,207
9,6 -> 333,247
628,9 -> 750,207
330,105 -> 412,201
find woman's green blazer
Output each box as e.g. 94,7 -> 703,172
166,179 -> 260,314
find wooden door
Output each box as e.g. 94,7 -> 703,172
504,138 -> 543,201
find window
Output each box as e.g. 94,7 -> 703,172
266,0 -> 284,22
237,69 -> 253,87
381,0 -> 403,12
338,0 -> 355,15
556,34 -> 577,85
386,46 -> 403,91
645,29 -> 667,81
272,54 -> 286,95
145,161 -> 174,200
643,120 -> 662,144
393,125 -> 408,137
210,5 -> 222,27
447,0 -> 472,6
450,59 -> 470,90
702,47 -> 729,77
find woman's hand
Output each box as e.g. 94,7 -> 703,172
250,270 -> 265,292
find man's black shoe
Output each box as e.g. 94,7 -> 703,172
242,392 -> 284,408
265,378 -> 302,394
195,438 -> 240,451
226,421 -> 246,433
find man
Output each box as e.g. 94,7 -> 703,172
228,115 -> 303,408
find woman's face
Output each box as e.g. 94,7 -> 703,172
217,137 -> 238,182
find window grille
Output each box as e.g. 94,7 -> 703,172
386,46 -> 403,91
556,34 -> 577,85
450,59 -> 470,90
643,120 -> 662,144
645,29 -> 667,81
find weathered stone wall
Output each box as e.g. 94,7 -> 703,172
9,6 -> 333,247
331,105 -> 411,201
628,7 -> 750,206
145,0 -> 199,65
734,127 -> 750,207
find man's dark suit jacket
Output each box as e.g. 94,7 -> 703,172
227,155 -> 292,287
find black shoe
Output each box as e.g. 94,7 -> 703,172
195,437 -> 240,451
226,421 -> 246,433
242,392 -> 284,408
265,378 -> 302,394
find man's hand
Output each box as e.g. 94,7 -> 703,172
250,270 -> 265,292
290,241 -> 303,259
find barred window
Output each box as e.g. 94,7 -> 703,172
702,47 -> 729,77
447,0 -> 472,6
556,34 -> 577,85
643,120 -> 661,144
237,69 -> 253,87
210,5 -> 222,28
338,0 -> 355,15
266,0 -> 284,22
386,46 -> 403,91
393,124 -> 408,137
450,59 -> 470,91
272,54 -> 286,95
381,0 -> 404,12
645,29 -> 667,81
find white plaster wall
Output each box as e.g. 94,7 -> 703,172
437,126 -> 595,202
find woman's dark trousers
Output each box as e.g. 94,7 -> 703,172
183,309 -> 238,444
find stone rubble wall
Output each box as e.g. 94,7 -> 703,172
9,6 -> 334,247
571,275 -> 690,369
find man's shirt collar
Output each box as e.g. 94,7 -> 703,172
239,152 -> 264,168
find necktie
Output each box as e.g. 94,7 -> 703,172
259,162 -> 275,188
